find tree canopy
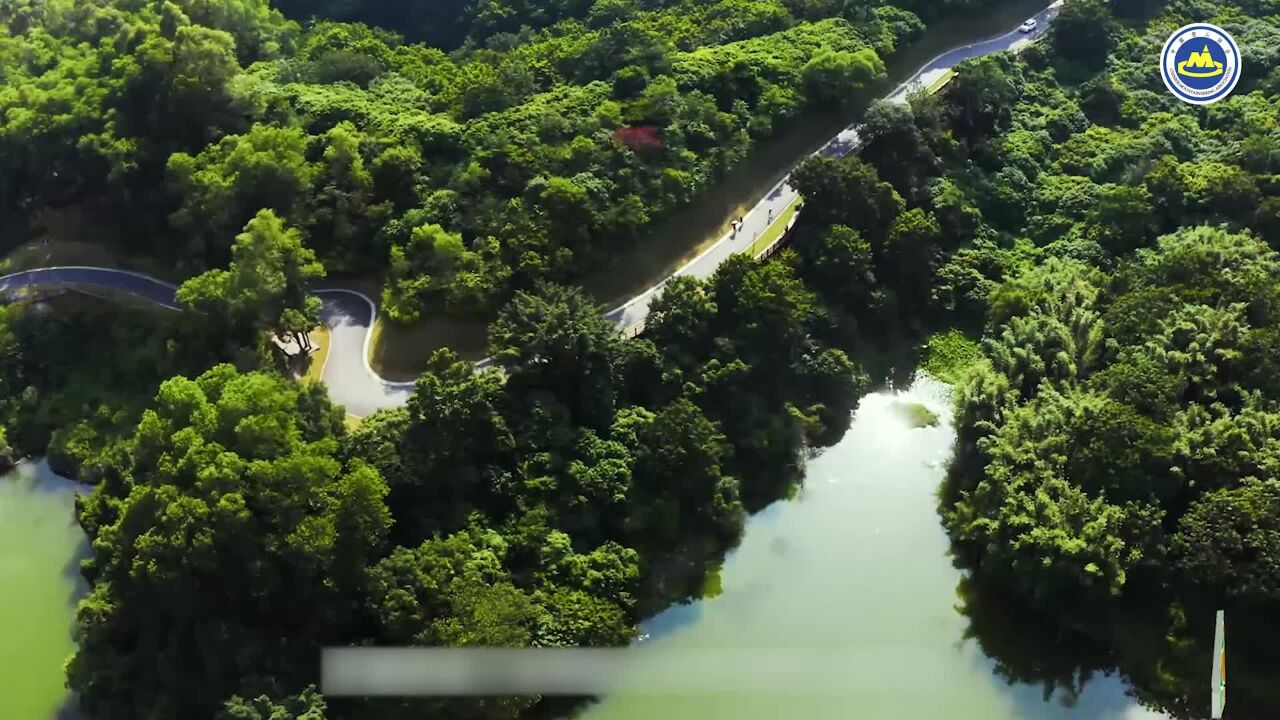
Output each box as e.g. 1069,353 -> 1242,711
0,0 -> 942,328
777,0 -> 1280,712
49,245 -> 866,718
13,0 -> 1280,716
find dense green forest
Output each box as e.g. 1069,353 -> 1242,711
0,0 -> 942,325
0,0 -> 989,467
0,0 -> 966,717
63,260 -> 864,719
785,0 -> 1280,714
269,0 -> 992,52
5,0 -> 1280,717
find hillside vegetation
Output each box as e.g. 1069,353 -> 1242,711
0,1 -> 1010,717
786,0 -> 1280,713
1,0 -> 947,326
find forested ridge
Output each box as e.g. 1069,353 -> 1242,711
0,0 -> 941,325
783,0 -> 1280,715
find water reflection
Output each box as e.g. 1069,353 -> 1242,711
956,573 -> 1114,706
584,376 -> 1173,720
0,461 -> 91,720
953,570 -> 1177,720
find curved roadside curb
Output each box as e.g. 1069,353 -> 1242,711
0,266 -> 183,310
315,288 -> 417,390
0,271 -> 417,403
890,20 -> 1036,99
0,265 -> 181,290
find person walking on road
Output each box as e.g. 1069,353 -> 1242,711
767,208 -> 774,222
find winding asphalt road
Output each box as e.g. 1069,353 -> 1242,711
602,1 -> 1059,331
0,2 -> 1058,418
0,269 -> 407,416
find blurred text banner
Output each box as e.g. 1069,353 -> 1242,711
322,646 -> 925,697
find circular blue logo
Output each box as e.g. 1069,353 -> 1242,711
1161,23 -> 1241,105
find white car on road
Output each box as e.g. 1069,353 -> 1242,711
1019,18 -> 1038,33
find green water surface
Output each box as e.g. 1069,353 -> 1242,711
0,461 -> 88,720
584,378 -> 1173,720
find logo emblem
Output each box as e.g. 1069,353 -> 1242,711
1161,23 -> 1241,105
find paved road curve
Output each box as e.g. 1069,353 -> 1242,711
0,267 -> 183,310
0,2 -> 1058,417
0,268 -> 409,416
315,290 -> 415,417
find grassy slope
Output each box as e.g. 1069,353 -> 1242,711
300,326 -> 332,385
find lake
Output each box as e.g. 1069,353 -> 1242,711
582,377 -> 1171,720
0,461 -> 89,720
